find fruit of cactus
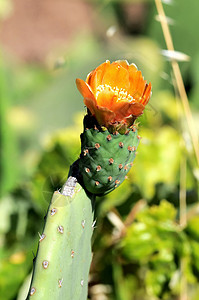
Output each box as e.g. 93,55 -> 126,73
79,118 -> 140,195
27,60 -> 151,300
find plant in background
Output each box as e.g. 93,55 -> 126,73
27,60 -> 151,300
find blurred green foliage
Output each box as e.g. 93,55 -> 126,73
0,0 -> 199,299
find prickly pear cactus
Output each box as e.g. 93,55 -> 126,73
79,124 -> 140,195
27,60 -> 151,300
76,60 -> 152,196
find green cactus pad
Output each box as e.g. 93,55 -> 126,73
79,127 -> 140,195
27,177 -> 94,300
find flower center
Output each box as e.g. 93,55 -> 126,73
96,84 -> 134,102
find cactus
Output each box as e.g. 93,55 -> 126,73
27,60 -> 151,300
27,177 -> 94,299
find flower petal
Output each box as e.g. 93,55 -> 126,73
76,78 -> 97,115
141,82 -> 152,105
119,62 -> 145,100
129,70 -> 146,99
76,60 -> 151,127
128,63 -> 138,86
94,106 -> 116,126
113,101 -> 132,120
84,98 -> 97,116
114,60 -> 129,69
129,63 -> 138,72
112,101 -> 144,120
76,78 -> 95,101
96,89 -> 115,109
127,102 -> 145,116
102,62 -> 130,91
86,61 -> 110,95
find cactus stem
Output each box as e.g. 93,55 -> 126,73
119,142 -> 124,148
27,176 -> 95,300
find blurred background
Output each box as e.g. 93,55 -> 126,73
0,0 -> 199,299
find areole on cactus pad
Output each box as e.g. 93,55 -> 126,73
76,60 -> 152,195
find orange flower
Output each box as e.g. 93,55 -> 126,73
76,60 -> 151,127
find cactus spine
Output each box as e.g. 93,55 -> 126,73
27,177 -> 94,300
